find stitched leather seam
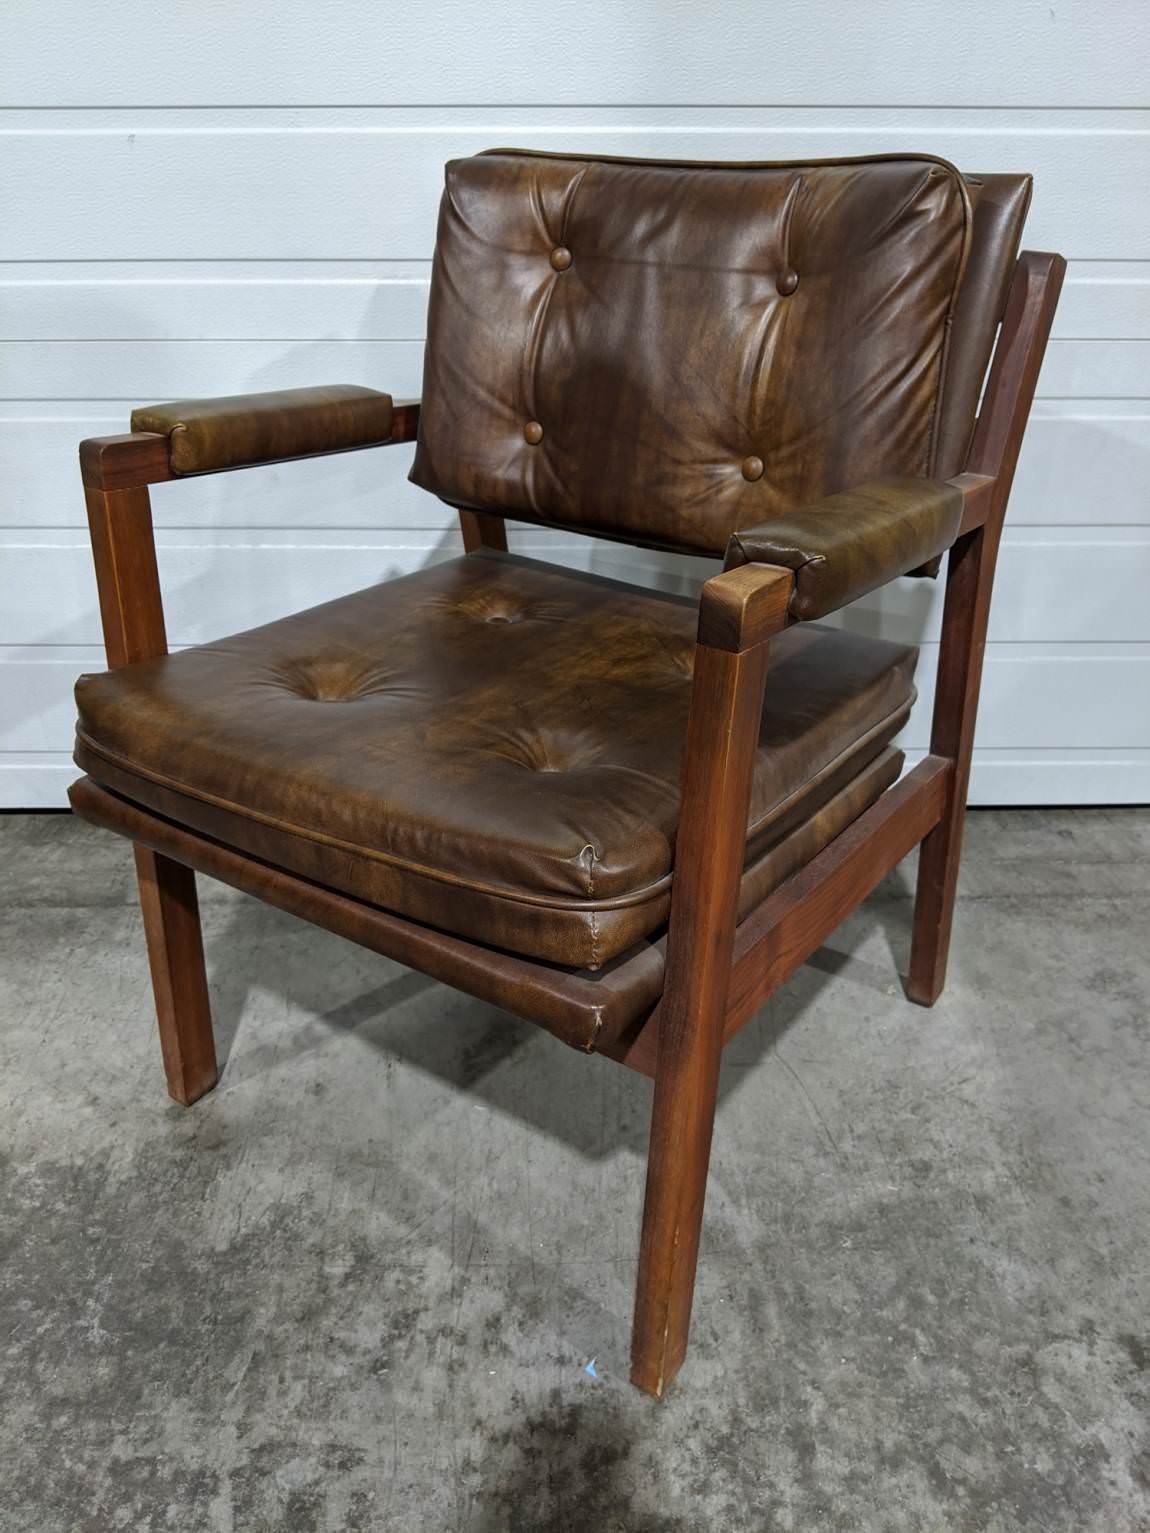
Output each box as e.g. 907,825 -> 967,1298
788,552 -> 827,616
927,168 -> 974,475
584,1011 -> 606,1053
75,694 -> 910,913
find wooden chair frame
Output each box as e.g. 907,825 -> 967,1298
74,250 -> 1064,1396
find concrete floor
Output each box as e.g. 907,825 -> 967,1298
1,809 -> 1148,1532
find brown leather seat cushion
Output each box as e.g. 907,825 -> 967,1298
74,552 -> 916,968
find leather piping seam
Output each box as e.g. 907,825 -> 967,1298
74,696 -> 911,913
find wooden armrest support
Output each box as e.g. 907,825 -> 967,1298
696,563 -> 794,652
79,397 -> 421,666
950,472 -> 997,535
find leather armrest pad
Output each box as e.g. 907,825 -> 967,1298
725,476 -> 964,621
131,385 -> 394,474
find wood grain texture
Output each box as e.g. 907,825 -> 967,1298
459,511 -> 509,553
610,756 -> 950,1080
909,252 -> 1067,1005
727,756 -> 949,1036
83,444 -> 219,1104
80,433 -> 172,491
82,484 -> 167,671
696,562 -> 794,651
133,845 -> 218,1106
630,571 -> 791,1395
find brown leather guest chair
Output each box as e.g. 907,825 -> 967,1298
70,151 -> 1063,1396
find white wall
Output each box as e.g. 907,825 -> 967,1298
2,1 -> 1148,807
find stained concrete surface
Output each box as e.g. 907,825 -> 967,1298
1,807 -> 1148,1532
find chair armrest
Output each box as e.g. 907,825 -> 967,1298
724,476 -> 965,622
130,384 -> 395,475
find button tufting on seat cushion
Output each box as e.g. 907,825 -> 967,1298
741,456 -> 765,482
74,551 -> 919,970
268,655 -> 420,704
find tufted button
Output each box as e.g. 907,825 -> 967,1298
524,420 -> 544,445
741,455 -> 764,482
776,269 -> 800,297
549,246 -> 572,272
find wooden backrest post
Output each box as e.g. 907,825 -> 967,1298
908,251 -> 1065,1004
458,510 -> 509,553
930,251 -> 1065,771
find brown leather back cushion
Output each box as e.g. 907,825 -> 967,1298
411,150 -> 973,555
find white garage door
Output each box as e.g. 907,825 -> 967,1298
1,1 -> 1147,806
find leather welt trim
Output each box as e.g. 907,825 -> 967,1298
75,695 -> 912,915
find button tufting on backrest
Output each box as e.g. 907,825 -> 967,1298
741,455 -> 765,483
411,151 -> 973,557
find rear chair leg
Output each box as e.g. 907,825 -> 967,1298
906,255 -> 1068,1007
134,846 -> 218,1105
906,808 -> 965,1006
904,523 -> 993,1009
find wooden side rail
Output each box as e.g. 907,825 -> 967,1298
605,755 -> 951,1080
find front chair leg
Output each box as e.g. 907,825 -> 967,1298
631,1012 -> 724,1396
134,846 -> 218,1105
630,571 -> 786,1394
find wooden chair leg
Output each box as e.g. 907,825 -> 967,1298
134,846 -> 218,1105
906,522 -> 995,1007
630,1008 -> 724,1397
630,620 -> 778,1396
909,253 -> 1067,1006
907,814 -> 964,1006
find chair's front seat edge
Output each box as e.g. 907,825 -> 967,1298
72,552 -> 917,970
